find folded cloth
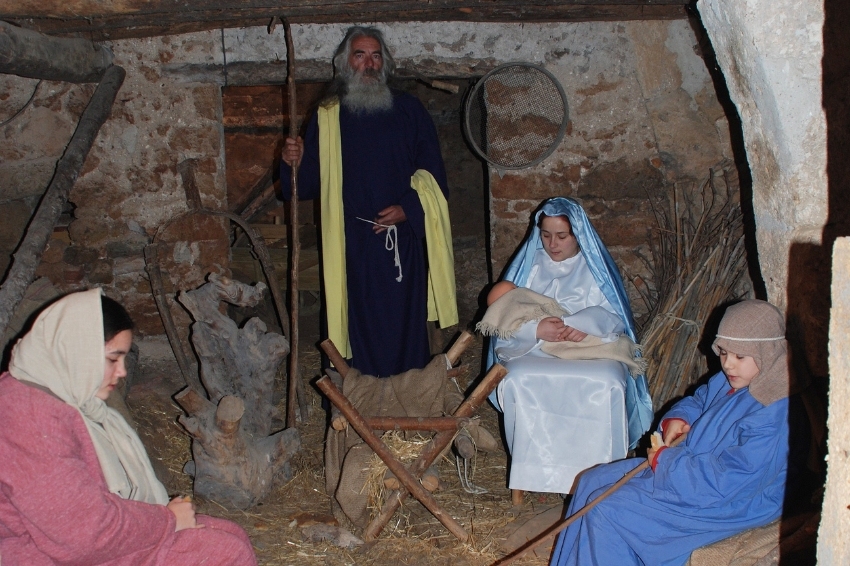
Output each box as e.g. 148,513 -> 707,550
476,287 -> 646,376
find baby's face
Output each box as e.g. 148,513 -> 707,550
717,347 -> 759,390
540,215 -> 579,262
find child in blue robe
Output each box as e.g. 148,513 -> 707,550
551,299 -> 800,566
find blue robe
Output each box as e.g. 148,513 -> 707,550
281,91 -> 448,377
551,371 -> 791,566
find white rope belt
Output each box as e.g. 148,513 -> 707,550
356,217 -> 402,282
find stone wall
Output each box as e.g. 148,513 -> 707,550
1,36 -> 230,335
0,20 -> 734,336
485,20 -> 733,326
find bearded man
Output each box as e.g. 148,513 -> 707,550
281,26 -> 456,378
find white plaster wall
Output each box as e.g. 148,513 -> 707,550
824,238 -> 850,563
697,0 -> 827,308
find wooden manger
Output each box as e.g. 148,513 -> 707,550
316,331 -> 506,542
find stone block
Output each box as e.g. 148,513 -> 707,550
88,260 -> 115,285
192,85 -> 221,121
63,245 -> 99,267
577,157 -> 667,200
42,238 -> 69,264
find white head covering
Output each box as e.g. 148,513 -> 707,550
9,288 -> 168,504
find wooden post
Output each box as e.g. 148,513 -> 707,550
0,65 -> 125,340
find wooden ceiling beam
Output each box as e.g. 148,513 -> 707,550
2,1 -> 689,40
0,20 -> 112,81
3,0 -> 689,20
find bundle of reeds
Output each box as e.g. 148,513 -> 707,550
637,160 -> 750,410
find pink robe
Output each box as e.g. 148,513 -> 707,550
0,374 -> 256,565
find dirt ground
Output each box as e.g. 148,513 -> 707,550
126,326 -> 563,566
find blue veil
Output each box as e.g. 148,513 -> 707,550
486,197 -> 654,449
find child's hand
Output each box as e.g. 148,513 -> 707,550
662,420 -> 690,445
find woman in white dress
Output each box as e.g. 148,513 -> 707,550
485,197 -> 653,499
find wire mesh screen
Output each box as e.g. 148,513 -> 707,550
464,63 -> 569,170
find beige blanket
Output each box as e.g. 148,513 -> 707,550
476,287 -> 646,376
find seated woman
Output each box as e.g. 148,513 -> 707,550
551,300 -> 802,565
0,289 -> 257,565
481,197 -> 653,497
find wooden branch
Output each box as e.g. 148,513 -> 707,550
0,21 -> 112,82
319,339 -> 350,378
174,386 -> 215,415
446,330 -> 474,366
365,416 -> 469,432
0,65 -> 124,341
316,374 -> 470,542
231,165 -> 274,217
215,395 -> 244,437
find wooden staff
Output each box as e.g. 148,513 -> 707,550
492,432 -> 689,566
284,18 -> 303,428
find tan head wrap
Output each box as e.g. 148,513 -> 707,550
711,299 -> 789,406
9,289 -> 168,504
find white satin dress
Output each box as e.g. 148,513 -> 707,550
494,250 -> 629,494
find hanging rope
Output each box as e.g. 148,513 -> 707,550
356,217 -> 402,281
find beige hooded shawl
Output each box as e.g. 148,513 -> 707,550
711,299 -> 790,407
8,288 -> 168,504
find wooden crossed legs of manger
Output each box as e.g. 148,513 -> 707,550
315,332 -> 507,543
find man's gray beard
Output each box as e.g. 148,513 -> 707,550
342,72 -> 393,114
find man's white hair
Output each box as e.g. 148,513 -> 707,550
323,26 -> 396,112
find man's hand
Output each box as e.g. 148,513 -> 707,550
373,205 -> 406,233
536,317 -> 568,342
281,136 -> 304,168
